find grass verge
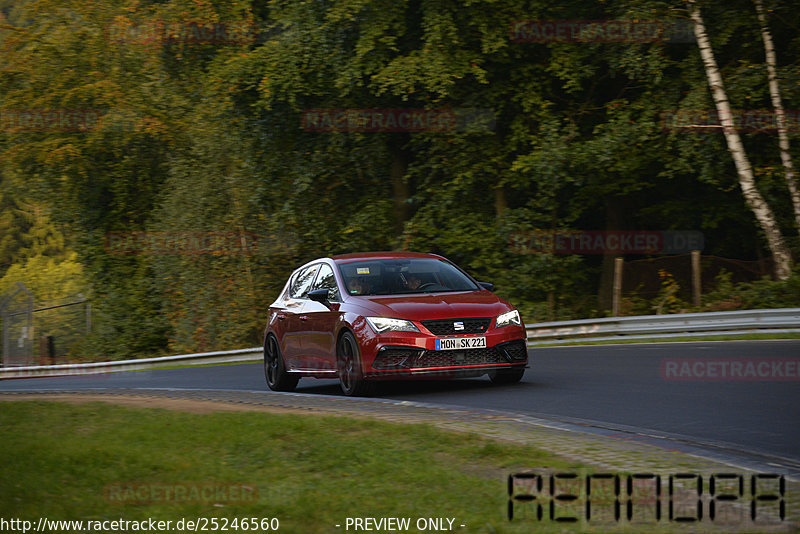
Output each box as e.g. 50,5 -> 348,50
0,400 -> 779,533
0,401 -> 575,533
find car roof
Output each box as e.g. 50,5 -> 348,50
331,251 -> 446,264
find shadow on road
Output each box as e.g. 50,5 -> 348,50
294,376 -> 539,398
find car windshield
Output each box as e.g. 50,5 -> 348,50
338,258 -> 480,296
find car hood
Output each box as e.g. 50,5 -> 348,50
350,291 -> 513,322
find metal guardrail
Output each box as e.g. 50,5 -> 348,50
526,307 -> 800,346
0,347 -> 263,379
1,309 -> 799,378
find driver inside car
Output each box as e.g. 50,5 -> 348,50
347,277 -> 371,295
405,274 -> 423,290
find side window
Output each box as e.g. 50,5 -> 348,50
289,264 -> 320,299
312,264 -> 341,301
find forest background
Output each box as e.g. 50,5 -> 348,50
1,0 -> 799,360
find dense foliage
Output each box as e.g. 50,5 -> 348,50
1,0 -> 798,359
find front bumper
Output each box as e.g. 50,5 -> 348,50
361,331 -> 528,379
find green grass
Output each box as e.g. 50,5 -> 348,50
140,360 -> 261,371
1,401 -> 772,532
0,401 -> 582,533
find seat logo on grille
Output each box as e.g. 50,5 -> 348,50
453,321 -> 464,331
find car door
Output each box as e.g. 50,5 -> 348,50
280,263 -> 319,370
302,263 -> 342,371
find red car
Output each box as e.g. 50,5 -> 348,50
263,252 -> 528,396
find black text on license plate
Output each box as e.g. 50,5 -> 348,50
435,337 -> 486,350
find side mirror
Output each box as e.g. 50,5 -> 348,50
307,288 -> 330,303
478,281 -> 494,291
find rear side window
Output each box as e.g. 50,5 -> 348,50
289,264 -> 320,299
312,263 -> 341,301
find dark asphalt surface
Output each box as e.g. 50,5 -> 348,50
2,340 -> 798,466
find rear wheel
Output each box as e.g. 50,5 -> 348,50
337,331 -> 372,396
264,335 -> 299,392
489,367 -> 525,385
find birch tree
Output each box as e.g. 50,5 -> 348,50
754,0 -> 800,236
687,0 -> 793,279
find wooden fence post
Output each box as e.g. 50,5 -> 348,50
612,257 -> 624,316
691,250 -> 701,307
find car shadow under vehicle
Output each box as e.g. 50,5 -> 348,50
294,376 -> 534,398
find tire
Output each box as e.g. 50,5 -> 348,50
337,331 -> 373,396
264,335 -> 299,392
489,367 -> 525,385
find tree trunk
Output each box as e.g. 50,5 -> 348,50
389,139 -> 410,238
688,0 -> 793,280
494,186 -> 507,216
754,0 -> 800,236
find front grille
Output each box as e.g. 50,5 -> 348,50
416,347 -> 504,367
373,340 -> 526,371
373,346 -> 504,370
421,317 -> 491,335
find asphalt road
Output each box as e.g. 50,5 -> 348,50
3,340 -> 799,471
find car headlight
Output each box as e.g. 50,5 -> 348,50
496,309 -> 521,328
366,317 -> 421,334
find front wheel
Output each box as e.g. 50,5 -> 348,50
264,335 -> 299,392
337,331 -> 373,396
489,367 -> 525,385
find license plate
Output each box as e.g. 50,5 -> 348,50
435,336 -> 486,350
